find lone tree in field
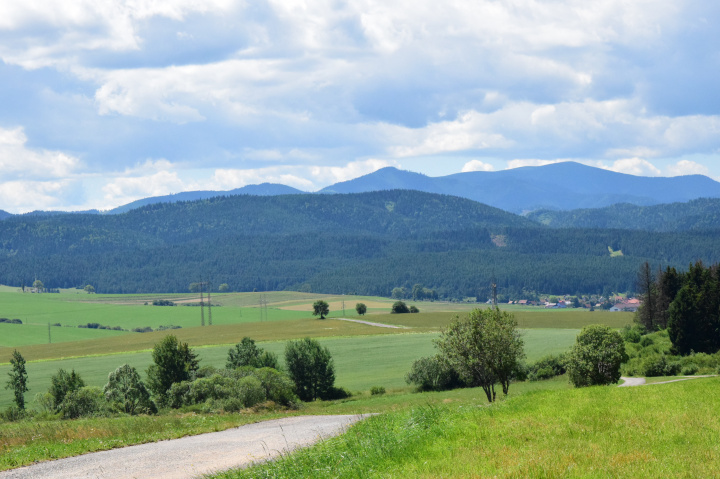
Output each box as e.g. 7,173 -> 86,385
218,283 -> 230,292
355,303 -> 367,315
104,364 -> 154,415
146,335 -> 199,404
84,284 -> 95,294
6,350 -> 29,410
226,337 -> 278,369
32,279 -> 44,292
566,324 -> 627,387
312,300 -> 330,319
436,308 -> 524,402
285,338 -> 335,401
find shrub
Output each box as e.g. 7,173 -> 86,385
104,364 -> 155,415
49,369 -> 85,412
642,355 -> 681,377
59,387 -> 108,419
252,368 -> 299,407
681,363 -> 699,376
322,386 -> 352,400
409,306 -> 419,313
227,337 -> 279,370
567,325 -> 628,387
1,405 -> 26,422
527,354 -> 567,381
640,336 -> 654,347
391,301 -> 410,314
370,386 -> 386,396
406,356 -> 465,392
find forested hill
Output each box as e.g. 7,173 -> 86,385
527,198 -> 720,232
0,190 -> 719,297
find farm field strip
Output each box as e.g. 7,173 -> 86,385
0,329 -> 578,409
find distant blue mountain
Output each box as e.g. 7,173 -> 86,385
320,162 -> 720,213
0,210 -> 11,220
107,183 -> 304,214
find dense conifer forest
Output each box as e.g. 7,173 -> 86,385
1,191 -> 718,297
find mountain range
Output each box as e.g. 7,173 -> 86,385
3,162 -> 720,218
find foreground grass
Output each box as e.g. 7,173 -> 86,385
216,377 -> 720,478
0,330 -> 576,408
0,411 -> 290,471
0,377 -> 570,471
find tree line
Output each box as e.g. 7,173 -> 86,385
3,335 -> 347,420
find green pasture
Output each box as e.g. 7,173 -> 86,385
0,323 -> 126,348
374,309 -> 633,329
0,329 -> 577,408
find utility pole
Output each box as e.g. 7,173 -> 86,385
48,322 -> 51,344
207,283 -> 212,326
491,274 -> 498,308
200,281 -> 205,327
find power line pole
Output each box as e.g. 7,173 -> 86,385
207,283 -> 212,326
48,322 -> 51,344
200,281 -> 205,327
491,274 -> 498,308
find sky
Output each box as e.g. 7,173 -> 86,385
0,0 -> 719,213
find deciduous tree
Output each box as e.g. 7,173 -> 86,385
146,335 -> 199,404
312,300 -> 330,319
436,308 -> 524,402
284,338 -> 335,401
355,303 -> 367,315
566,325 -> 627,387
5,350 -> 28,410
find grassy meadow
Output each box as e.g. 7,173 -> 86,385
216,377 -> 720,478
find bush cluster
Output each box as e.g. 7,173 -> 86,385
78,323 -> 125,331
0,318 -> 22,324
622,329 -> 720,377
167,367 -> 299,411
526,354 -> 567,381
405,356 -> 466,392
152,299 -> 176,306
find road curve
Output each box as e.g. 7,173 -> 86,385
619,377 -> 646,387
0,415 -> 369,479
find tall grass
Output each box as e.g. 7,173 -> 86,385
215,378 -> 720,478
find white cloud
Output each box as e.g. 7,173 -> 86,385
101,169 -> 185,207
602,159 -> 662,176
210,167 -> 315,191
310,159 -> 398,184
462,160 -> 494,172
0,180 -> 76,212
0,126 -> 81,180
666,160 -> 710,177
389,111 -> 512,157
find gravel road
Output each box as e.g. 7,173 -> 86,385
0,415 -> 368,479
336,318 -> 407,329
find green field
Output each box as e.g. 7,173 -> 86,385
217,377 -> 720,478
0,329 -> 579,408
0,290 -> 633,350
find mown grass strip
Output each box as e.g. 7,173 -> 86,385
215,377 -> 720,478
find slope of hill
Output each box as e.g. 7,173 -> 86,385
107,183 -> 304,214
528,198 -> 720,232
0,210 -> 11,220
320,162 -> 720,213
1,191 -> 719,297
